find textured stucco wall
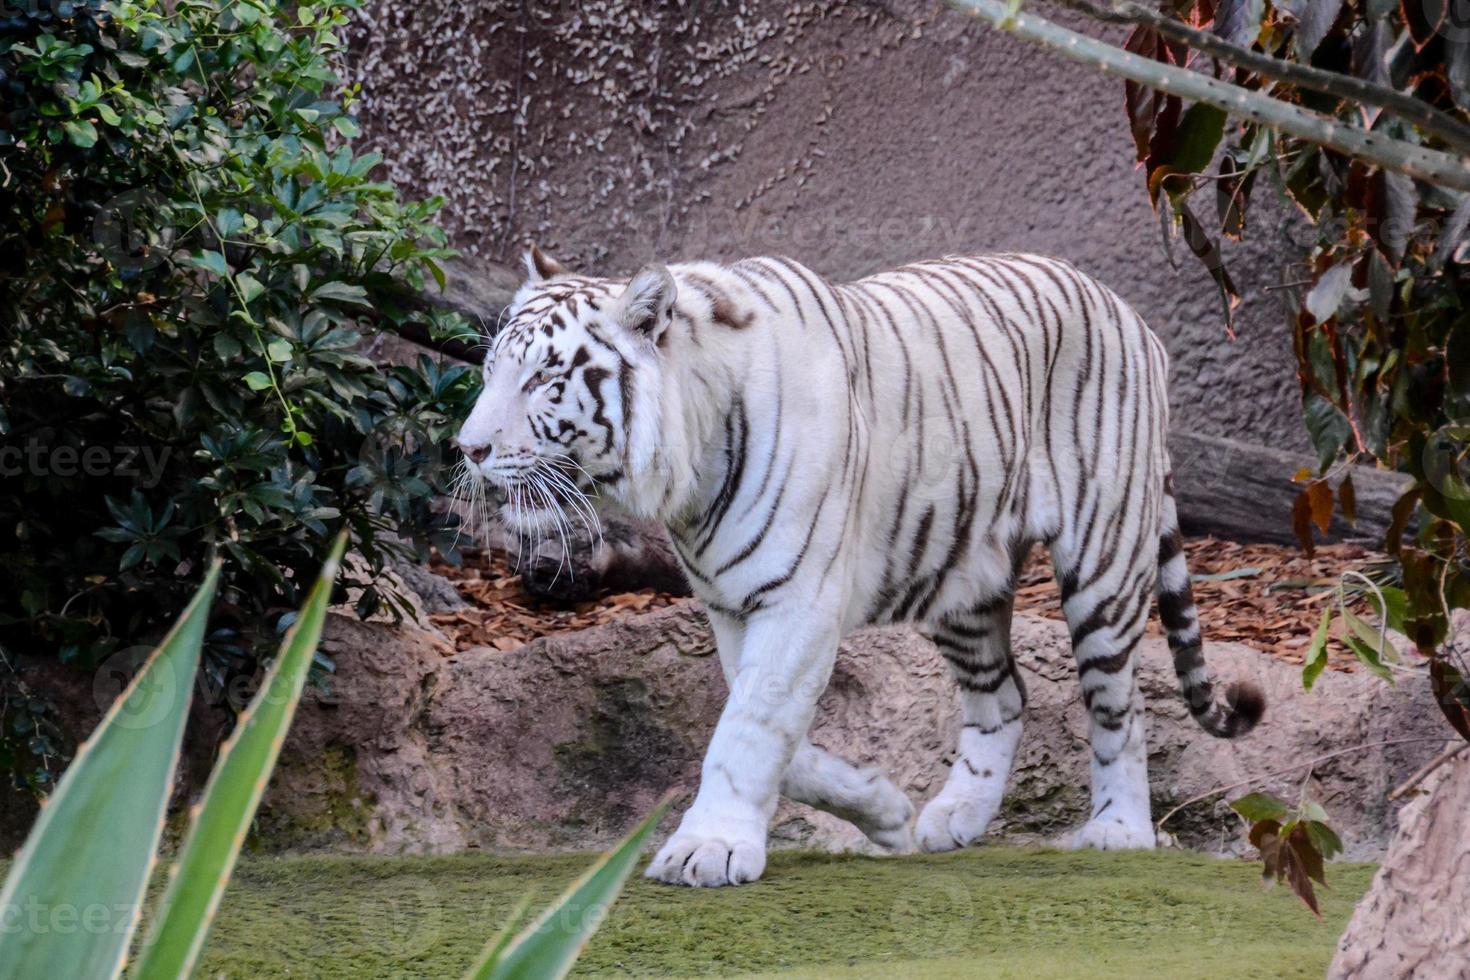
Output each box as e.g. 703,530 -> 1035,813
345,0 -> 1307,448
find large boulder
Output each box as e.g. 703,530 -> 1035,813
261,599 -> 1443,859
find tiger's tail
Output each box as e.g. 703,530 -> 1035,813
1155,477 -> 1265,738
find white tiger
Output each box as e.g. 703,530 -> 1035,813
455,246 -> 1264,887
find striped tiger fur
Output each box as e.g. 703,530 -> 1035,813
455,246 -> 1265,887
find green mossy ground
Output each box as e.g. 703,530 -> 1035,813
194,848 -> 1372,978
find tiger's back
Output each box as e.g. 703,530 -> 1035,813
675,254 -> 1168,633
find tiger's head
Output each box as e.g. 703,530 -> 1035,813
454,246 -> 680,533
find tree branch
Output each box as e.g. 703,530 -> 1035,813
1155,736 -> 1455,829
1059,0 -> 1470,155
1388,741 -> 1468,801
384,318 -> 486,365
947,0 -> 1470,192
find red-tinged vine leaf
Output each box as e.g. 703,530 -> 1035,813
1177,201 -> 1241,337
1182,0 -> 1217,28
1123,28 -> 1187,190
1284,147 -> 1330,221
1288,823 -> 1327,887
1216,155 -> 1257,239
1165,103 -> 1227,187
1124,27 -> 1168,163
1351,21 -> 1394,110
1310,481 -> 1339,541
1214,0 -> 1265,46
1248,817 -> 1281,848
1282,838 -> 1324,918
1366,249 -> 1394,321
1402,0 -> 1447,49
1305,263 -> 1354,323
1293,488 -> 1318,557
1400,547 -> 1450,651
1365,169 -> 1417,265
1232,791 -> 1290,823
1438,196 -> 1470,268
1338,473 -> 1357,524
1385,487 -> 1420,555
1241,801 -> 1341,918
1430,658 -> 1470,743
1149,102 -> 1228,210
1249,818 -> 1283,881
1295,0 -> 1344,59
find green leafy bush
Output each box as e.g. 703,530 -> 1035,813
0,0 -> 480,776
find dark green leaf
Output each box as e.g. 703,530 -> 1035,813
310,281 -> 371,306
1302,607 -> 1332,690
1231,791 -> 1290,822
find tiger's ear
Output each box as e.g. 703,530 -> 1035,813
523,244 -> 569,281
613,264 -> 676,343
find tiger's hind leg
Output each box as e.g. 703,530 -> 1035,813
915,594 -> 1026,852
1053,542 -> 1156,850
781,740 -> 916,852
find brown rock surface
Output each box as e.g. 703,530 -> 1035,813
263,601 -> 1444,860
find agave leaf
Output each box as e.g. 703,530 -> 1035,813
467,798 -> 669,980
0,564 -> 220,980
132,534 -> 347,980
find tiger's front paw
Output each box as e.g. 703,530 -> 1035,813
1070,815 -> 1156,850
646,824 -> 767,887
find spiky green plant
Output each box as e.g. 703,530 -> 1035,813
0,533 -> 658,979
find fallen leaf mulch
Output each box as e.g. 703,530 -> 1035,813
1013,537 -> 1383,673
430,538 -> 1384,673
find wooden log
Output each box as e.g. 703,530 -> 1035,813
1168,430 -> 1409,548
377,255 -> 521,365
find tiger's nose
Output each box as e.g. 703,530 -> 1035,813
454,438 -> 489,464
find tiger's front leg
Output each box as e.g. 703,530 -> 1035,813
646,610 -> 840,886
